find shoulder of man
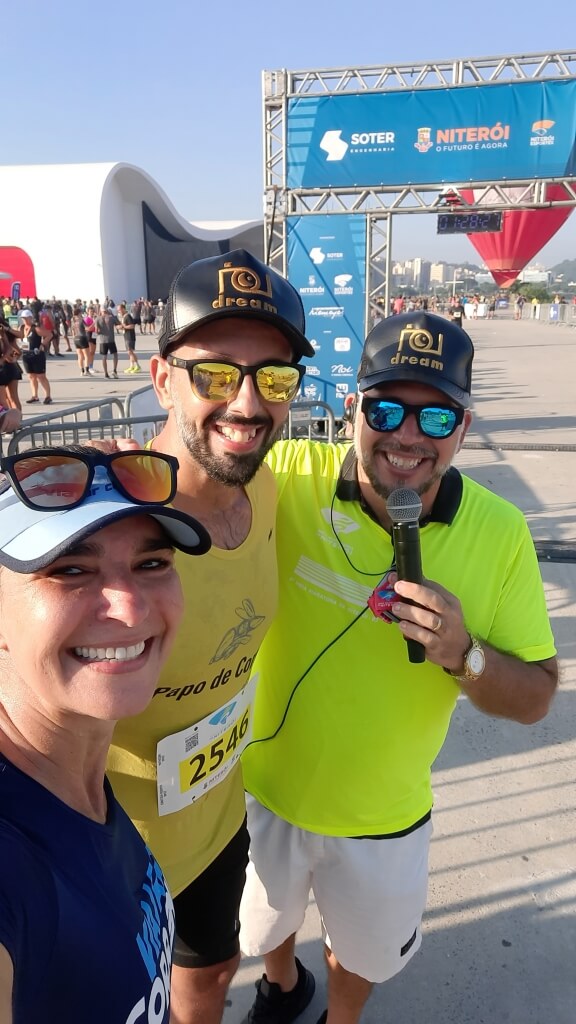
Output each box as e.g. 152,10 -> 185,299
266,438 -> 346,482
459,472 -> 530,528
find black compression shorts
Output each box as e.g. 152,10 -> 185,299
172,817 -> 249,968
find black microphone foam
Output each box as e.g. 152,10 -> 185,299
386,488 -> 425,664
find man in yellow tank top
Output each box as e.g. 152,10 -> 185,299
107,250 -> 314,1024
239,312 -> 558,1024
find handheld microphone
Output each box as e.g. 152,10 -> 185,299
386,488 -> 425,664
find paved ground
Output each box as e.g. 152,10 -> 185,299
13,316 -> 576,1023
12,331 -> 159,416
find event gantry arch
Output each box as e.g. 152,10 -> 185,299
263,50 -> 576,411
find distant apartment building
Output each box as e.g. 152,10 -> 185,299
518,265 -> 551,284
385,255 -> 561,297
392,261 -> 410,289
412,258 -> 431,291
392,258 -> 431,290
430,262 -> 447,285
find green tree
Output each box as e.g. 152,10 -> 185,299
522,284 -> 552,302
509,282 -> 551,302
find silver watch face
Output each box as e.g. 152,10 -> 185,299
468,647 -> 485,675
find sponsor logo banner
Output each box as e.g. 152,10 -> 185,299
287,79 -> 576,188
287,214 -> 366,408
334,336 -> 351,352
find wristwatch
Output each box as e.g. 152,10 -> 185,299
448,634 -> 486,682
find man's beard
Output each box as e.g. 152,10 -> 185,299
174,404 -> 284,487
355,438 -> 450,501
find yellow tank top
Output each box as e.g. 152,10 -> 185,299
108,464 -> 277,894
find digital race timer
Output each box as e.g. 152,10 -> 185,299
437,211 -> 503,233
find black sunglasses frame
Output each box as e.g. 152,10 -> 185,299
0,448 -> 180,511
361,396 -> 465,439
166,355 -> 305,402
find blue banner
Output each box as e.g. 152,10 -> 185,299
287,215 -> 366,413
287,79 -> 576,188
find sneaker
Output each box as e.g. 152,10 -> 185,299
104,373 -> 110,379
112,371 -> 118,379
43,397 -> 53,405
86,367 -> 96,375
124,366 -> 134,374
132,364 -> 142,373
26,397 -> 40,404
243,958 -> 315,1024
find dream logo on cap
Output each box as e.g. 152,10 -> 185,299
158,248 -> 314,360
212,261 -> 278,315
391,324 -> 444,371
357,311 -> 472,407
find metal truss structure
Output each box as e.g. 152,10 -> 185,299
263,50 -> 576,317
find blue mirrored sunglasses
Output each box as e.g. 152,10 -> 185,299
361,397 -> 464,439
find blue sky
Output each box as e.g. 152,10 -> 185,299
4,0 -> 575,267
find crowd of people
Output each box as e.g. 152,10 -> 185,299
382,290 -> 576,324
378,292 -> 498,320
0,250 -> 559,1024
0,295 -> 165,418
1,295 -> 161,342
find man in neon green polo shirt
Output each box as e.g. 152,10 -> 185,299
240,312 -> 558,1024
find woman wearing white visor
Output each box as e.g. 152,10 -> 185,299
0,445 -> 210,1024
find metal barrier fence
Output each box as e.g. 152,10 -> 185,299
3,387 -> 166,455
4,395 -> 340,453
0,395 -> 126,456
124,385 -> 161,420
285,401 -> 339,443
6,414 -> 168,454
529,302 -> 576,326
24,395 -> 125,428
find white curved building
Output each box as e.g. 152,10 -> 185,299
0,162 -> 264,302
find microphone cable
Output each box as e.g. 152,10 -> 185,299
244,602 -> 368,750
244,484 -> 390,750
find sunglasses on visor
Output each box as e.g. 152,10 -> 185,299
0,449 -> 179,511
361,396 -> 465,439
166,355 -> 305,403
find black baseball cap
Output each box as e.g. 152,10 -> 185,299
158,249 -> 314,360
357,311 -> 474,408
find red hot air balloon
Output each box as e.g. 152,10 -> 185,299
460,185 -> 573,288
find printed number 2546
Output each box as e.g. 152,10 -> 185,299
186,710 -> 249,788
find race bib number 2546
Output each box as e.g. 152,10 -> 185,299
156,675 -> 257,816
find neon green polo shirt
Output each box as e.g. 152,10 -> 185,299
242,440 -> 556,836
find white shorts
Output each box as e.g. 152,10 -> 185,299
240,795 -> 432,984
